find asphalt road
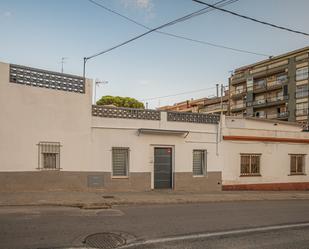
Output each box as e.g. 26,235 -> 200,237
0,200 -> 309,249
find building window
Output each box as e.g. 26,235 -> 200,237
295,85 -> 309,98
38,142 -> 61,170
112,147 -> 129,177
193,150 -> 207,176
296,67 -> 309,81
290,154 -> 305,175
240,154 -> 261,176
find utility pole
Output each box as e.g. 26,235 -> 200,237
220,84 -> 224,115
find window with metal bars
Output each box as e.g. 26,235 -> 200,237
193,150 -> 206,176
290,154 -> 306,175
112,148 -> 129,177
38,142 -> 61,170
240,154 -> 261,176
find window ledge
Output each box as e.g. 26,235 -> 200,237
240,174 -> 262,177
37,168 -> 62,171
111,176 -> 129,179
193,175 -> 207,178
288,173 -> 307,176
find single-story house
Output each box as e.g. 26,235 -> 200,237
1,62 -> 308,192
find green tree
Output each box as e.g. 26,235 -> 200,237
96,95 -> 145,109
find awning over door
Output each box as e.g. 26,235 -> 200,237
137,128 -> 189,137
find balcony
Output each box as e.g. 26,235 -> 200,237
254,111 -> 289,120
199,103 -> 228,113
295,108 -> 309,116
230,89 -> 246,99
251,95 -> 288,108
230,102 -> 246,112
252,75 -> 287,93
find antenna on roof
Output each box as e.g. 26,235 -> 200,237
60,57 -> 68,73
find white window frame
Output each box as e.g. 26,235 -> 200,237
193,150 -> 207,177
37,142 -> 61,170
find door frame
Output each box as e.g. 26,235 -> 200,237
150,145 -> 175,190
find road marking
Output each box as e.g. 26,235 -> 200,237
120,222 -> 309,248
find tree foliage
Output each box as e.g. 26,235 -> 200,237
96,95 -> 145,109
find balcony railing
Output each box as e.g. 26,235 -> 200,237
230,89 -> 246,97
254,111 -> 288,119
266,112 -> 289,119
252,99 -> 266,106
200,103 -> 228,113
230,103 -> 246,110
252,95 -> 288,107
295,108 -> 309,116
252,75 -> 287,92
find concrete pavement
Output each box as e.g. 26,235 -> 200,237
1,190 -> 309,208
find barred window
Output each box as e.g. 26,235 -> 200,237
38,142 -> 61,170
193,150 -> 206,176
240,154 -> 261,176
112,148 -> 129,177
290,154 -> 305,175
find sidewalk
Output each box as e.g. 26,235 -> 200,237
1,190 -> 309,209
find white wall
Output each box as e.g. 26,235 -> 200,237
91,114 -> 222,178
0,62 -> 93,172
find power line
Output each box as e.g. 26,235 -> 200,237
84,0 -> 241,61
87,0 -> 270,57
140,86 -> 222,101
193,0 -> 309,37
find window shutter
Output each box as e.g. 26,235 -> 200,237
193,150 -> 205,176
112,148 -> 129,176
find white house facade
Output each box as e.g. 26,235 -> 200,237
1,61 -> 309,192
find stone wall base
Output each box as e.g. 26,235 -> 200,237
174,172 -> 222,192
223,182 -> 309,191
0,171 -> 151,192
0,171 -> 222,192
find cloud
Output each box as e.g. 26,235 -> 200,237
3,11 -> 12,17
138,80 -> 152,86
121,0 -> 153,11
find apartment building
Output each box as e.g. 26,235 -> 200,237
159,92 -> 229,115
229,46 -> 309,128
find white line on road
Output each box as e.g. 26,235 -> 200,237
120,222 -> 309,248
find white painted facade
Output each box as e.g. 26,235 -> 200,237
221,116 -> 309,188
1,61 -> 309,191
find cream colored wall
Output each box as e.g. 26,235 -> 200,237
0,62 -> 93,172
221,141 -> 309,185
222,116 -> 309,185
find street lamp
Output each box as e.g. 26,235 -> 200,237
94,79 -> 108,104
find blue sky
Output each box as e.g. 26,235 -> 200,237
1,0 -> 309,108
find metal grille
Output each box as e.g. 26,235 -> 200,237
10,64 -> 85,93
92,105 -> 161,120
112,148 -> 129,177
84,233 -> 126,249
290,154 -> 305,174
167,111 -> 220,124
240,154 -> 261,176
193,150 -> 206,176
38,142 -> 61,170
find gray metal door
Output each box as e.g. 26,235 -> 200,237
154,147 -> 172,189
